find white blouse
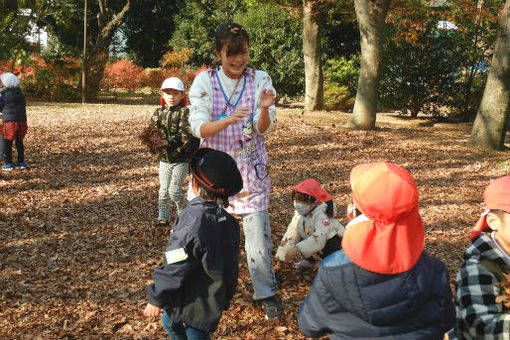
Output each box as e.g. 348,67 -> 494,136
188,66 -> 277,138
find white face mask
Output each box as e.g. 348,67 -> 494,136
294,201 -> 313,216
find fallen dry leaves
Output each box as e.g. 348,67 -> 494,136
0,102 -> 509,339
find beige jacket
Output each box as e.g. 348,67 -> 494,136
276,203 -> 345,261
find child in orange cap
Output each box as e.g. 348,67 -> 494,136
275,179 -> 344,269
298,162 -> 455,339
449,175 -> 510,340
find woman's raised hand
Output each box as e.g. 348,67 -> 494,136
260,89 -> 275,108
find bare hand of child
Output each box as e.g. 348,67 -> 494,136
226,107 -> 250,125
143,303 -> 161,318
274,260 -> 282,272
284,246 -> 300,263
260,89 -> 275,108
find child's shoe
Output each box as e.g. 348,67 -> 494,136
158,219 -> 169,226
18,162 -> 26,170
294,259 -> 320,269
2,163 -> 14,171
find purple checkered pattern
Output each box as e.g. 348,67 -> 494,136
201,68 -> 270,214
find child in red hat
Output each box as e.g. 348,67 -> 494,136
450,175 -> 510,340
298,162 -> 455,339
275,179 -> 344,269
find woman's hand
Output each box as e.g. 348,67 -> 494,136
143,303 -> 161,318
260,89 -> 275,109
226,107 -> 250,125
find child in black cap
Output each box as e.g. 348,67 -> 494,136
143,148 -> 243,340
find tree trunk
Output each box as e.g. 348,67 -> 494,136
346,0 -> 390,130
303,0 -> 323,111
470,0 -> 510,150
85,0 -> 130,99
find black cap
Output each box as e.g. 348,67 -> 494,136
189,148 -> 243,196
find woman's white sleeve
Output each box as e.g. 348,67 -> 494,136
188,71 -> 214,139
252,70 -> 277,135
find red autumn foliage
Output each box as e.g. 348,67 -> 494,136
102,58 -> 144,92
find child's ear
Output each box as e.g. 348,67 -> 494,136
487,212 -> 502,231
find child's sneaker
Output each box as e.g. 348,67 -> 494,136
158,219 -> 169,226
294,259 -> 320,269
261,296 -> 282,320
2,163 -> 14,171
18,162 -> 26,170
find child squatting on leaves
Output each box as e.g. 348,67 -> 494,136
139,77 -> 199,225
275,179 -> 344,269
143,148 -> 243,340
298,162 -> 456,339
0,72 -> 27,171
449,175 -> 510,340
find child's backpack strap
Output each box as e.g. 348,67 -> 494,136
480,258 -> 507,282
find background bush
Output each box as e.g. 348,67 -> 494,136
235,4 -> 304,99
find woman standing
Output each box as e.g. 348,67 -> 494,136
188,22 -> 281,320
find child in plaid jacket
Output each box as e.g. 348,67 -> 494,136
450,175 -> 510,340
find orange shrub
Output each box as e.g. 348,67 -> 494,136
102,58 -> 144,92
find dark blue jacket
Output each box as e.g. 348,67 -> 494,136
299,250 -> 455,340
146,197 -> 240,333
0,87 -> 26,122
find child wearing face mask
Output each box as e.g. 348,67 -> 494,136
146,77 -> 199,225
275,179 -> 345,269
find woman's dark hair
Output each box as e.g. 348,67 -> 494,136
214,22 -> 250,56
292,191 -> 335,218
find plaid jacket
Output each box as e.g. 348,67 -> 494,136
451,233 -> 510,340
149,105 -> 199,163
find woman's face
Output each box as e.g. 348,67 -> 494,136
216,42 -> 250,79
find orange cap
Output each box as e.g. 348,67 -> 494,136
470,175 -> 510,240
292,179 -> 332,203
342,162 -> 425,274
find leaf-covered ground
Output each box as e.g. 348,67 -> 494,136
1,102 -> 509,339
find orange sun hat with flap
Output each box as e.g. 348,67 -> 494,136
342,162 -> 425,275
292,179 -> 332,203
470,175 -> 510,241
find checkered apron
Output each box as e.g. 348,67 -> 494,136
195,68 -> 271,214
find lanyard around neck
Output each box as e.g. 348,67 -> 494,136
215,68 -> 246,109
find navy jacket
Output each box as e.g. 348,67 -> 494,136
146,197 -> 240,333
299,250 -> 455,339
0,87 -> 26,122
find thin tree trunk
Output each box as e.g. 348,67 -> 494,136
470,0 -> 510,150
346,0 -> 390,130
303,0 -> 323,111
85,0 -> 130,99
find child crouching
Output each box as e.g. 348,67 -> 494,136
276,179 -> 344,269
143,148 -> 243,340
298,162 -> 455,339
450,175 -> 510,340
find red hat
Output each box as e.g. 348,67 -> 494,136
292,179 -> 332,203
342,162 -> 425,275
470,175 -> 510,240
